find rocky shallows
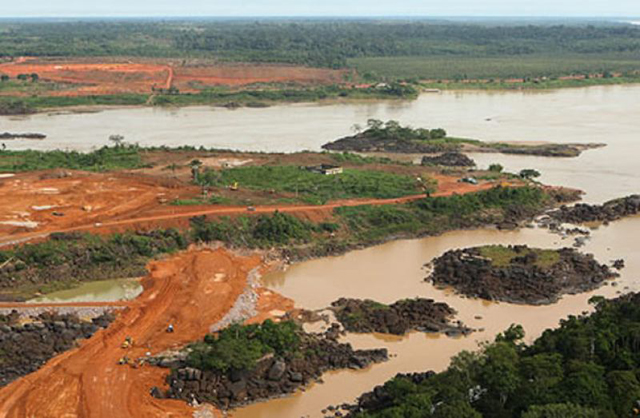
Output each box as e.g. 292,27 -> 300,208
331,298 -> 471,336
426,245 -> 617,305
548,194 -> 640,224
0,310 -> 114,386
152,320 -> 387,410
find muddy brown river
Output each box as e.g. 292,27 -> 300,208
2,85 -> 639,417
2,85 -> 640,202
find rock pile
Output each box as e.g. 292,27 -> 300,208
426,245 -> 617,305
331,298 -> 471,336
549,195 -> 640,224
0,311 -> 114,386
421,152 -> 476,167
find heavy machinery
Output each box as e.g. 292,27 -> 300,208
229,181 -> 239,191
121,336 -> 133,349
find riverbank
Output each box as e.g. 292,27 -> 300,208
0,83 -> 419,115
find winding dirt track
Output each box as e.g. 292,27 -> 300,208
0,248 -> 268,418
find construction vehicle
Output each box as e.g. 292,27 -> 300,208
118,356 -> 131,366
229,181 -> 239,191
121,336 -> 133,349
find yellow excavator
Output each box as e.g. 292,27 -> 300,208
121,336 -> 134,349
229,181 -> 239,191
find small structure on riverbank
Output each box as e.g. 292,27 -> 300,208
303,164 -> 343,175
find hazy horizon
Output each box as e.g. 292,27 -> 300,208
2,0 -> 640,19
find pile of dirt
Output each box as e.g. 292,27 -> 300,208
330,298 -> 471,336
421,152 -> 476,167
548,195 -> 640,224
0,311 -> 114,386
426,245 -> 617,305
154,330 -> 387,410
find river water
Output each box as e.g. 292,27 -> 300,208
2,85 -> 640,202
3,85 -> 640,417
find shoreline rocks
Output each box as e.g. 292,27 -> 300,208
154,331 -> 388,410
426,245 -> 618,305
548,195 -> 640,224
421,152 -> 476,167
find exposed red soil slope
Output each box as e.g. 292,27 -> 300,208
0,58 -> 349,96
0,247 -> 289,418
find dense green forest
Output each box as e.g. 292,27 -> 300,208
1,20 -> 639,78
353,293 -> 640,418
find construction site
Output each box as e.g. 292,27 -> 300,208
0,57 -> 350,97
0,145 -> 515,417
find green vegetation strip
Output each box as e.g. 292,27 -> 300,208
199,165 -> 427,205
0,145 -> 145,172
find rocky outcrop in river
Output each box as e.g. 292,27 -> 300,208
154,330 -> 387,410
322,133 -> 602,157
426,245 -> 617,305
0,310 -> 114,386
331,298 -> 471,336
548,195 -> 640,224
421,152 -> 476,167
0,132 -> 46,140
322,134 -> 453,154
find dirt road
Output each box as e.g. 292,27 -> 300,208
0,247 -> 284,418
0,175 -> 496,247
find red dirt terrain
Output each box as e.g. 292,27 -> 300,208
0,169 -> 502,247
0,170 -> 197,238
0,58 -> 349,96
0,247 -> 289,418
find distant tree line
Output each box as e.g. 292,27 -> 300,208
0,21 -> 639,69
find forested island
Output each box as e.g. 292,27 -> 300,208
322,120 -> 604,157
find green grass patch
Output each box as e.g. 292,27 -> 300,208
0,145 -> 145,173
199,165 -> 424,205
478,245 -> 561,268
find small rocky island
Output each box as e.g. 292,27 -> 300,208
322,120 -> 603,157
331,298 -> 471,336
152,320 -> 387,409
0,132 -> 46,140
426,245 -> 617,305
